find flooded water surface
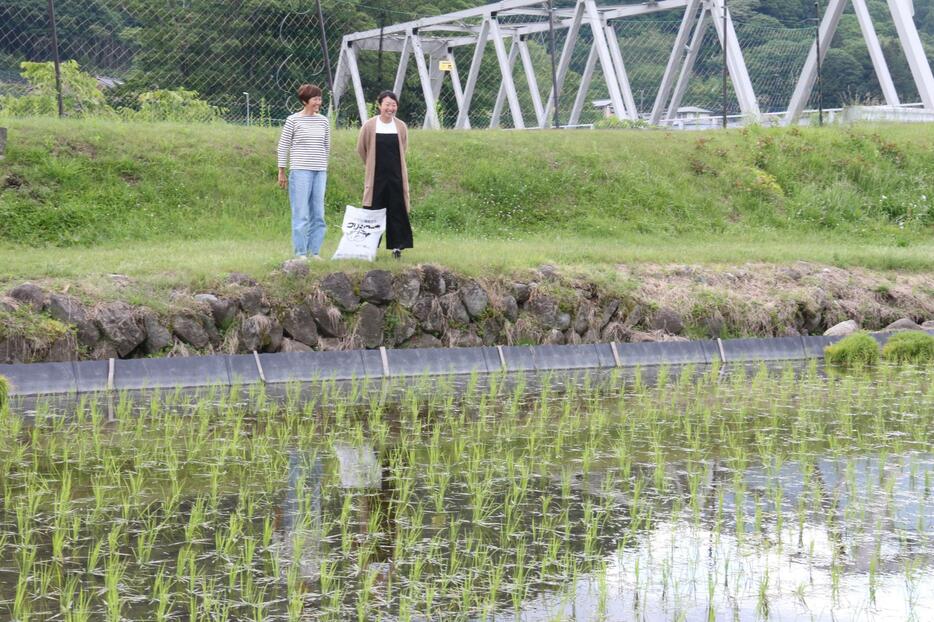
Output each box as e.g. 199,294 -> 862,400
1,363 -> 932,621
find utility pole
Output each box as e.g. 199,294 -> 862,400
722,0 -> 728,129
378,11 -> 386,86
815,0 -> 824,127
46,0 -> 64,118
315,0 -> 333,92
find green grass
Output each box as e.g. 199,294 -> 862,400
882,331 -> 934,364
1,117 -> 933,285
1,231 -> 932,284
825,331 -> 881,368
0,375 -> 8,411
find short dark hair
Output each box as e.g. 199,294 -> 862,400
376,90 -> 398,105
298,84 -> 322,104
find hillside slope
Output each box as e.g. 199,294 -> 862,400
1,118 -> 933,248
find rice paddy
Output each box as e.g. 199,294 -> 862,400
1,362 -> 932,621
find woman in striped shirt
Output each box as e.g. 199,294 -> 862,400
277,84 -> 331,260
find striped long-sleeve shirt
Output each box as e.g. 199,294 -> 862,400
277,113 -> 330,171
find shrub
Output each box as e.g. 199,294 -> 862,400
881,331 -> 934,365
824,331 -> 880,368
0,375 -> 9,411
593,116 -> 650,129
131,88 -> 224,123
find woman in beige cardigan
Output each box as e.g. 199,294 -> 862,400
356,91 -> 412,259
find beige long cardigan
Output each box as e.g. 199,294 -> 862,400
356,116 -> 410,213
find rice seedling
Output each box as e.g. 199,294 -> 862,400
1,362 -> 932,620
0,374 -> 9,412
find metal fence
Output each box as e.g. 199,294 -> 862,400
0,0 -> 365,124
0,0 -> 928,127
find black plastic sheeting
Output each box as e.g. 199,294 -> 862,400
801,335 -> 840,359
2,330 -> 932,397
115,356 -> 231,391
615,341 -> 718,366
388,347 -> 495,376
258,351 -> 367,383
721,336 -> 807,362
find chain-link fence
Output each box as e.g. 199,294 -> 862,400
0,0 -> 368,124
0,0 -> 930,127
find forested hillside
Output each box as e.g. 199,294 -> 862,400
2,0 -> 934,123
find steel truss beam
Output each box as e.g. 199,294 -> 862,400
853,0 -> 898,105
651,0 -> 702,125
393,36 -> 411,96
446,50 -> 467,120
517,37 -> 545,125
490,17 -> 525,129
410,32 -> 441,129
886,0 -> 934,108
490,40 -> 519,128
542,0 -> 585,128
786,0 -> 934,124
605,23 -> 638,120
335,0 -> 934,129
338,0 -> 699,128
330,44 -> 349,116
569,43 -> 598,126
584,0 -> 627,122
667,6 -> 708,121
455,18 -> 490,129
343,0 -> 690,43
650,0 -> 759,124
708,0 -> 760,119
344,42 -> 368,124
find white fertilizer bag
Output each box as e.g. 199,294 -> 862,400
331,205 -> 386,261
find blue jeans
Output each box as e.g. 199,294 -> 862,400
289,169 -> 327,256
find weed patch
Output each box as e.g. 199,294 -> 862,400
0,307 -> 73,363
881,331 -> 934,365
825,332 -> 880,369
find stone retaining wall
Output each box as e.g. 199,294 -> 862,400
1,262 -> 933,365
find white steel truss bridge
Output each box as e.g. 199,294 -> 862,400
330,0 -> 934,129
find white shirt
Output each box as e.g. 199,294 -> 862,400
376,117 -> 398,134
277,113 -> 330,171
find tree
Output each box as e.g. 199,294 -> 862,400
820,48 -> 868,106
0,60 -> 110,117
757,0 -> 810,26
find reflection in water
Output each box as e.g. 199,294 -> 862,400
277,442 -> 398,590
2,365 -> 932,621
511,454 -> 934,622
333,441 -> 397,584
276,449 -> 324,582
273,444 -> 933,621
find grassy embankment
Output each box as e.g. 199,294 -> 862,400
1,117 -> 933,293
